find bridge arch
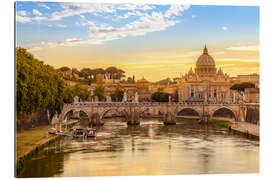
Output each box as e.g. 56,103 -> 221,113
60,107 -> 90,123
176,107 -> 201,118
100,108 -> 124,120
211,106 -> 236,121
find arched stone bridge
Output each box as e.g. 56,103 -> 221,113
53,102 -> 259,125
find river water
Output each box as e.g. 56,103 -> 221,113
18,118 -> 259,177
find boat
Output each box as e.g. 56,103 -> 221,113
85,127 -> 96,138
48,127 -> 57,135
73,128 -> 85,138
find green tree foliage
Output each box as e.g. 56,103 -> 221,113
16,48 -> 74,118
151,91 -> 170,102
230,82 -> 255,92
93,85 -> 105,101
63,86 -> 75,104
80,68 -> 92,79
105,66 -> 125,79
110,85 -> 124,102
72,84 -> 90,101
127,76 -> 135,83
58,66 -> 71,72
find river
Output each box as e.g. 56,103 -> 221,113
18,118 -> 259,177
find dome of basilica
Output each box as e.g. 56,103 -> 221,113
196,45 -> 215,67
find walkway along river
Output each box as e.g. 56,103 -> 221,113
18,118 -> 259,177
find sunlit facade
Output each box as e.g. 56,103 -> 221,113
177,45 -> 239,103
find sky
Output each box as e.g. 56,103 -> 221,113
15,1 -> 260,81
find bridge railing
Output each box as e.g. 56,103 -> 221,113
66,101 -> 258,106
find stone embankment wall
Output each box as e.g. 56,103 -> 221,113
16,112 -> 50,131
245,107 -> 259,124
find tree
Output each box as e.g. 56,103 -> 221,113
151,91 -> 170,102
93,85 -> 105,101
127,76 -> 135,83
80,68 -> 92,79
230,82 -> 255,92
72,84 -> 90,101
63,86 -> 75,104
59,66 -> 71,72
110,85 -> 124,102
116,69 -> 125,79
16,48 -> 73,120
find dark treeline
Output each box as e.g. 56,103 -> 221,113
16,48 -> 74,130
230,82 -> 255,92
59,66 -> 126,82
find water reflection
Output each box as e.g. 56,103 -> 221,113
18,118 -> 259,177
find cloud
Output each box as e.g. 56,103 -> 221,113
47,24 -> 67,28
226,45 -> 259,51
16,15 -> 32,23
191,15 -> 196,18
17,11 -> 27,16
33,9 -> 42,16
117,4 -> 155,10
87,11 -> 182,41
164,4 -> 190,18
112,11 -> 145,21
38,3 -> 50,9
87,4 -> 189,41
25,3 -> 190,51
222,26 -> 228,31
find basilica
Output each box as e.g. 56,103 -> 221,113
177,45 -> 239,103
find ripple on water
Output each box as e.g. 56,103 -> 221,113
19,119 -> 260,177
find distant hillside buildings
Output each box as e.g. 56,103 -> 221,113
60,45 -> 259,103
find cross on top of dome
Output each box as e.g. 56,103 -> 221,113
203,44 -> 208,54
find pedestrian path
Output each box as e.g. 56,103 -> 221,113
231,121 -> 259,137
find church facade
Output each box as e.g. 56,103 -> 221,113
177,45 -> 239,103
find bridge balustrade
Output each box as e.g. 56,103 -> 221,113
67,101 -> 257,107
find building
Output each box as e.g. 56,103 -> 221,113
244,88 -> 260,103
136,77 -> 152,102
236,73 -> 260,88
177,45 -> 237,103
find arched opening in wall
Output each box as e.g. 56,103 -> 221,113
212,108 -> 235,121
177,108 -> 200,120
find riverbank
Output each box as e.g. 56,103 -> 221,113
178,116 -> 259,139
231,121 -> 259,139
16,120 -> 78,176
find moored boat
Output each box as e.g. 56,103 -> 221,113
85,127 -> 96,138
73,128 -> 85,138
